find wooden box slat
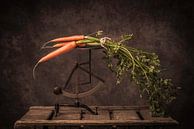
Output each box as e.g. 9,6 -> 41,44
20,109 -> 53,120
53,111 -> 81,120
113,110 -> 140,120
83,110 -> 110,120
140,110 -> 175,122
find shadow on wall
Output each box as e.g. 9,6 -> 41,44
0,0 -> 194,129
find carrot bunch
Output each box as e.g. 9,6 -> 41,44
33,34 -> 101,78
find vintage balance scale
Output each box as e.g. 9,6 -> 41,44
52,47 -> 106,116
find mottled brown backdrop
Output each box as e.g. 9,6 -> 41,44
0,0 -> 194,129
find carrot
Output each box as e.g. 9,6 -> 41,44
52,42 -> 99,48
52,41 -> 76,48
52,42 -> 86,48
42,35 -> 84,49
49,35 -> 84,43
40,42 -> 76,62
41,41 -> 73,49
33,41 -> 77,79
43,41 -> 86,49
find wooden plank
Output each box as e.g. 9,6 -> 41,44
29,105 -> 149,110
53,110 -> 81,120
112,110 -> 140,120
82,110 -> 110,120
20,109 -> 53,120
140,110 -> 177,121
139,109 -> 178,125
139,109 -> 154,120
15,119 -> 178,126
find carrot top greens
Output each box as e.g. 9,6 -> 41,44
84,31 -> 176,116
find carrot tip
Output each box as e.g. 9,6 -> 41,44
33,61 -> 40,79
41,41 -> 52,49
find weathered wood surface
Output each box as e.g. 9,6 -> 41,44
14,106 -> 178,129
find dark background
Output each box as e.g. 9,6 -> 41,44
0,0 -> 194,129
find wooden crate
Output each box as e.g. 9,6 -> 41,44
14,106 -> 178,129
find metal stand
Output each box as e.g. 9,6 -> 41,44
53,48 -> 104,116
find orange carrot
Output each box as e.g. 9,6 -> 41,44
52,41 -> 76,48
42,35 -> 85,49
45,41 -> 86,48
49,35 -> 84,43
39,41 -> 76,63
33,41 -> 77,78
52,42 -> 86,48
42,41 -> 87,49
41,41 -> 71,49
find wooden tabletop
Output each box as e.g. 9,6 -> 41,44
14,106 -> 178,129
